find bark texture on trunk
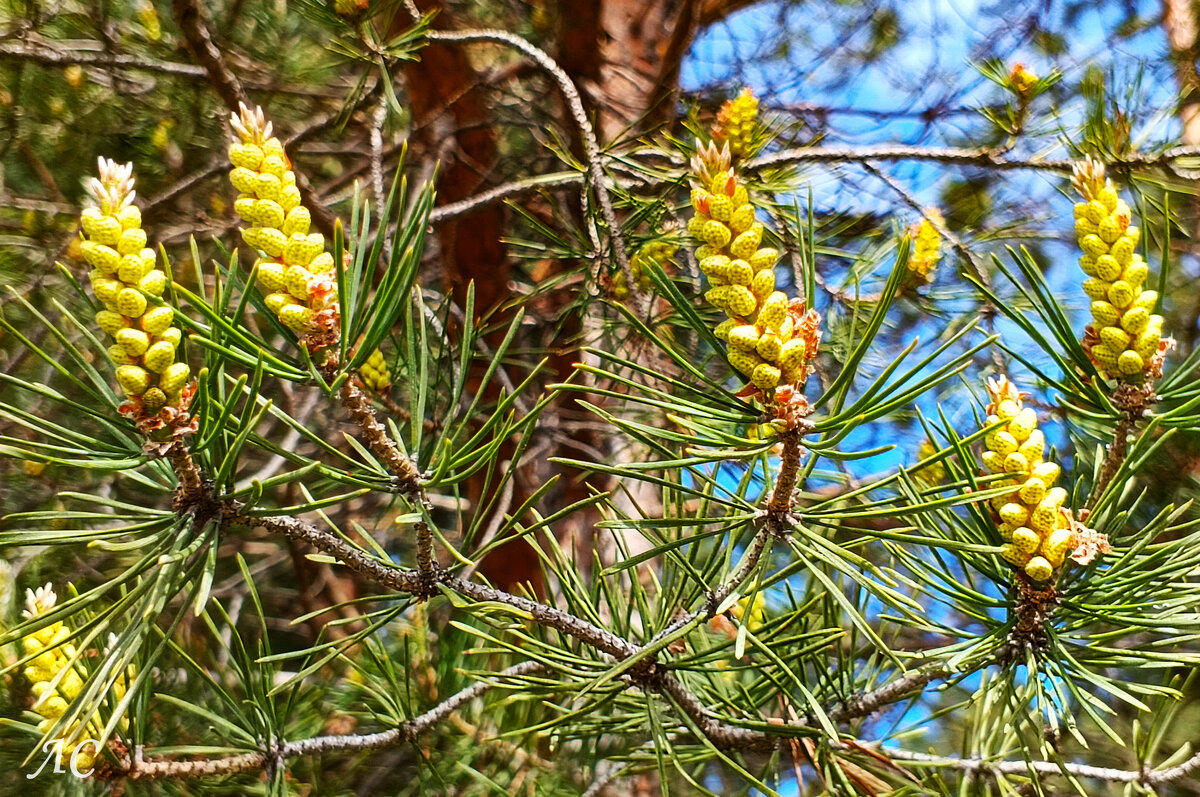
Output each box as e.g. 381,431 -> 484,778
403,0 -> 510,316
1164,0 -> 1200,349
1165,0 -> 1200,145
560,0 -> 704,140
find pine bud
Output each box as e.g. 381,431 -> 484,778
158,327 -> 182,347
730,224 -> 764,259
116,327 -> 150,357
142,387 -> 168,411
283,206 -> 311,236
82,241 -> 121,273
143,341 -> 176,373
139,270 -> 167,296
1120,307 -> 1149,334
116,287 -> 148,319
79,159 -> 192,413
751,363 -> 781,390
727,259 -> 753,286
1117,350 -> 1145,375
116,364 -> 151,396
1000,503 -> 1030,527
1024,556 -> 1053,582
985,428 -> 1018,455
1042,527 -> 1074,567
159,362 -> 190,395
360,348 -> 392,392
280,304 -> 316,331
95,310 -> 126,336
1099,326 -> 1130,351
117,227 -> 148,255
727,285 -> 757,317
750,268 -> 776,300
756,332 -> 783,362
141,306 -> 174,336
1000,543 -> 1027,566
750,248 -> 778,272
1011,526 -> 1040,554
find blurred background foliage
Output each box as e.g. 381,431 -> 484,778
3,0 -> 1200,795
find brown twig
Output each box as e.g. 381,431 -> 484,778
329,365 -> 422,496
751,143 -> 1200,178
323,357 -> 437,575
426,28 -> 637,308
882,744 -> 1200,785
112,662 -> 545,780
1007,572 -> 1056,654
232,513 -> 424,594
827,663 -> 951,723
767,431 -> 805,514
0,40 -> 355,95
165,440 -> 205,510
170,0 -> 246,110
1086,382 -> 1156,510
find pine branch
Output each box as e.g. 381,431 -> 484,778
750,143 -> 1200,176
427,171 -> 584,224
767,431 -> 805,514
644,526 -> 773,649
171,0 -> 246,110
881,744 -> 1200,785
0,40 -> 354,96
327,363 -> 423,497
426,28 -> 638,307
113,662 -> 545,781
827,663 -> 952,722
1086,382 -> 1157,509
231,513 -> 424,594
0,39 -> 209,80
225,477 -> 955,757
142,78 -> 384,215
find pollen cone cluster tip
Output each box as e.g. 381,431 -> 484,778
687,138 -> 820,399
229,103 -> 339,351
614,240 -> 677,300
712,87 -> 761,160
19,584 -> 132,772
359,347 -> 391,393
80,158 -> 190,417
979,376 -> 1105,582
1071,157 -> 1170,383
905,209 -> 943,287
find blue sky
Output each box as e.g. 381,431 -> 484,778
682,0 -> 1186,478
676,3 -> 1188,793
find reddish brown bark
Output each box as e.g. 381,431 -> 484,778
1164,0 -> 1200,146
402,0 -> 510,316
558,0 -> 705,139
1164,0 -> 1200,350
